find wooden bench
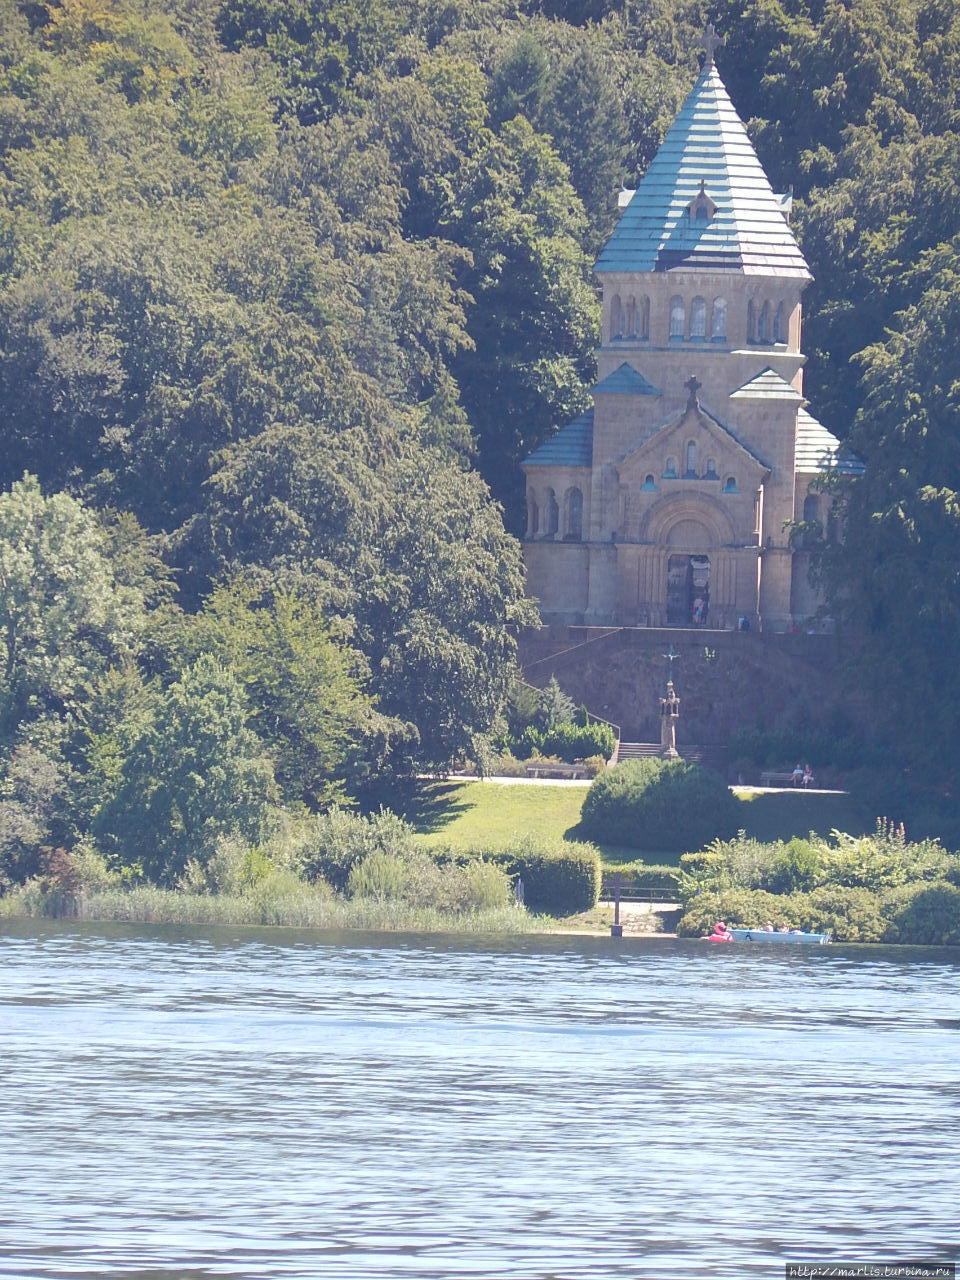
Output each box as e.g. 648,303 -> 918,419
759,770 -> 796,788
524,761 -> 591,780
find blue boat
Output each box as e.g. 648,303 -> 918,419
729,927 -> 829,945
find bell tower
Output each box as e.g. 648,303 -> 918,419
522,28 -> 857,631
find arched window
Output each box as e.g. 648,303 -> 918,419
803,494 -> 820,523
685,441 -> 697,475
774,301 -> 786,344
545,488 -> 559,536
565,487 -> 583,541
625,296 -> 637,338
528,497 -> 539,537
711,297 -> 727,341
669,295 -> 684,339
639,296 -> 650,340
758,301 -> 771,343
691,296 -> 706,339
747,300 -> 756,343
705,457 -> 718,479
663,456 -> 678,478
723,475 -> 739,493
641,474 -> 658,491
610,294 -> 623,340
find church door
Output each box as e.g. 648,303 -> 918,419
667,555 -> 693,625
667,554 -> 711,625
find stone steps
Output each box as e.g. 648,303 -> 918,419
615,741 -> 727,771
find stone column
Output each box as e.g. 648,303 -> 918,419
659,680 -> 680,759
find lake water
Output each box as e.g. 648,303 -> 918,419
1,921 -> 958,1280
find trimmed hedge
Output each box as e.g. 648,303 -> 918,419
580,757 -> 740,852
603,861 -> 682,896
437,838 -> 601,916
488,840 -> 601,915
521,720 -> 616,763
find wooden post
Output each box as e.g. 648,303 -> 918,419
611,871 -> 623,937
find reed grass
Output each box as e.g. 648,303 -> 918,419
0,884 -> 548,934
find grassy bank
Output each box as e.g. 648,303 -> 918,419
0,884 -> 549,933
412,781 -> 590,850
405,778 -> 869,859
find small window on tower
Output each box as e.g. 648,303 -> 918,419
639,296 -> 650,340
691,296 -> 706,339
669,296 -> 684,340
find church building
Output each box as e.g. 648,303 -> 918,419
521,31 -> 859,632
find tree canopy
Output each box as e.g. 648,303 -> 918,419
1,0 -> 960,888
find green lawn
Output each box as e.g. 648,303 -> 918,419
413,781 -> 590,850
405,779 -> 871,862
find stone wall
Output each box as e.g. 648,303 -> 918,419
518,625 -> 856,745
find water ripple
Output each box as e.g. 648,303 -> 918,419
1,922 -> 958,1278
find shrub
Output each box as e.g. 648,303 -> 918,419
346,847 -> 512,913
676,888 -> 794,937
481,837 -> 601,915
882,881 -> 960,946
603,861 -> 682,896
523,720 -> 617,763
795,885 -> 886,942
820,820 -> 952,891
679,833 -> 821,897
580,758 -> 740,852
483,753 -> 529,778
296,807 -> 419,890
347,850 -> 409,902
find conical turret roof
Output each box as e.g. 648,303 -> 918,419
596,62 -> 810,279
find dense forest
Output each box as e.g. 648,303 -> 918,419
1,0 -> 959,886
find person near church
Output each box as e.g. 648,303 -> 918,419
791,763 -> 803,787
802,764 -> 815,787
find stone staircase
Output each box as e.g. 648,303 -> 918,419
615,741 -> 727,771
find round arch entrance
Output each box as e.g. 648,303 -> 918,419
664,515 -> 713,627
667,553 -> 711,625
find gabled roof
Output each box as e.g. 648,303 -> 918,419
618,400 -> 769,478
730,367 -> 803,401
595,63 -> 811,279
795,408 -> 864,476
523,409 -> 593,468
592,363 -> 661,396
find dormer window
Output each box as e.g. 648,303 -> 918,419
687,179 -> 717,222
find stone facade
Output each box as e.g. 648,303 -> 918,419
522,49 -> 858,632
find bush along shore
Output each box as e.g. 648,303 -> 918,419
0,810 -> 602,933
676,823 -> 960,945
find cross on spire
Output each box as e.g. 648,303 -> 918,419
700,22 -> 723,68
685,374 -> 702,409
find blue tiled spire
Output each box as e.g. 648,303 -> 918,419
596,62 -> 810,279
